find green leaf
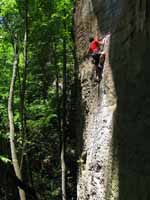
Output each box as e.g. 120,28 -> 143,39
0,155 -> 11,164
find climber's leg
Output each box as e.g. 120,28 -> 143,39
92,53 -> 100,66
94,64 -> 101,82
97,64 -> 103,80
90,64 -> 96,80
90,53 -> 100,81
99,53 -> 105,67
96,53 -> 105,81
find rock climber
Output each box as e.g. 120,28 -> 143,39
87,35 -> 105,81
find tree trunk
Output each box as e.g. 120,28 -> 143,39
8,35 -> 26,200
20,0 -> 29,172
61,23 -> 67,200
53,42 -> 61,139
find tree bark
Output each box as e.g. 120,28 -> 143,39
8,35 -> 26,200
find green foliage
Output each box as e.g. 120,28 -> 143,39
0,155 -> 11,163
0,0 -> 18,16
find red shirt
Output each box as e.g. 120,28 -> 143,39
88,39 -> 102,53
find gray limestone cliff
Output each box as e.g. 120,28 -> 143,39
74,0 -> 150,199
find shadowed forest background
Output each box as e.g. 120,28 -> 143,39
0,0 -> 77,199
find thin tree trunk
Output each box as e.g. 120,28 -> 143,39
53,41 -> 65,199
61,139 -> 66,200
53,42 -> 61,138
53,39 -> 67,200
20,0 -> 28,171
61,25 -> 67,200
22,0 -> 28,113
20,1 -> 34,197
8,35 -> 26,200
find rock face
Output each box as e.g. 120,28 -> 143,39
75,0 -> 150,199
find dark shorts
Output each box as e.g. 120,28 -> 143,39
91,52 -> 100,65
